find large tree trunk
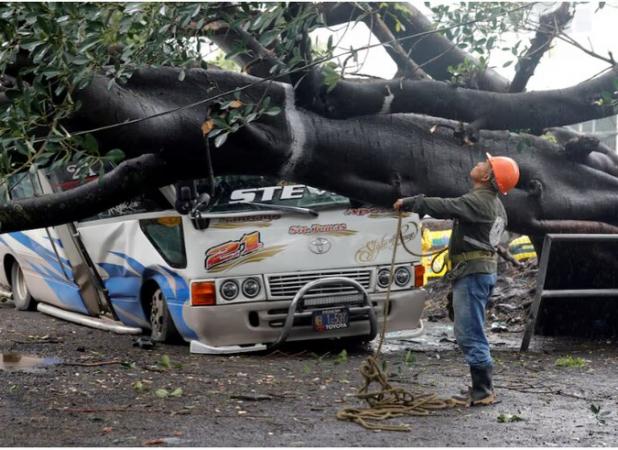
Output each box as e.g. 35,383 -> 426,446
5,67 -> 617,241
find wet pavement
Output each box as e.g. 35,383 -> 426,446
1,298 -> 618,446
0,352 -> 61,371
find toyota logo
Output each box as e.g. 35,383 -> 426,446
309,237 -> 331,254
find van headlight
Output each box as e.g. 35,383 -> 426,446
394,267 -> 411,286
377,269 -> 391,288
242,278 -> 261,298
220,280 -> 239,300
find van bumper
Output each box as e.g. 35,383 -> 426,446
183,288 -> 426,352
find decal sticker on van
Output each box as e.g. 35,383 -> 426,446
355,221 -> 419,263
345,208 -> 410,219
205,231 -> 286,272
288,223 -> 357,236
212,214 -> 281,229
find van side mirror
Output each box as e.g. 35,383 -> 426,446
175,184 -> 195,215
190,193 -> 211,219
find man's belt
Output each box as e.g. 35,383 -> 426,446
450,250 -> 495,264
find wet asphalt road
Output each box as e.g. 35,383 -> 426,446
1,298 -> 618,447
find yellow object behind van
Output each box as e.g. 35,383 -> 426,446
421,228 -> 537,283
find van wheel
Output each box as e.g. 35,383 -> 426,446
11,262 -> 35,311
149,287 -> 180,343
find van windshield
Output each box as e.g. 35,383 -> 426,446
206,176 -> 350,213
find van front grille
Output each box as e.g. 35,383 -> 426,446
267,269 -> 371,299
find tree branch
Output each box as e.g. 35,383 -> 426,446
320,2 -> 511,92
0,154 -> 175,233
205,20 -> 289,82
510,3 -> 573,93
305,66 -> 618,131
367,10 -> 430,80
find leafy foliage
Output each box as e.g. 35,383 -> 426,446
555,355 -> 587,368
429,3 -> 533,82
0,2 -> 213,178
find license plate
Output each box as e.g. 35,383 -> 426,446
312,307 -> 349,332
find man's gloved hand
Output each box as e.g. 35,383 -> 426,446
393,194 -> 425,214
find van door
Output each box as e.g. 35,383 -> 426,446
3,172 -> 89,313
33,170 -> 113,317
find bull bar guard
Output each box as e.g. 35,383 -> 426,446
266,276 -> 378,351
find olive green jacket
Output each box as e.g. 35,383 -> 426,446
402,186 -> 507,280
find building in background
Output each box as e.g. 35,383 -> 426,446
567,116 -> 618,152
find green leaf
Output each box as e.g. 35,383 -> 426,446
214,132 -> 228,148
170,387 -> 183,397
404,349 -> 415,367
132,380 -> 146,392
82,134 -> 99,153
263,106 -> 281,117
155,388 -> 169,398
178,70 -> 186,82
211,115 -> 228,129
20,40 -> 44,52
160,354 -> 171,369
259,29 -> 279,47
72,55 -> 90,66
105,148 -> 125,163
334,349 -> 348,365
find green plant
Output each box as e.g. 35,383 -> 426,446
159,354 -> 172,369
555,356 -> 586,368
334,349 -> 348,365
403,350 -> 415,367
497,413 -> 524,423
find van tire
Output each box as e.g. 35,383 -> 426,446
149,287 -> 180,343
11,262 -> 36,311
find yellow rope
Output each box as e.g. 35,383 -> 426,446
336,213 -> 466,432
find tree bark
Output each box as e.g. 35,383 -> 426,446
2,67 -> 617,239
0,154 -> 173,233
302,68 -> 618,130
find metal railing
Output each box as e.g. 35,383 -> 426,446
520,233 -> 618,351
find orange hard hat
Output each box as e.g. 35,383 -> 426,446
486,153 -> 520,194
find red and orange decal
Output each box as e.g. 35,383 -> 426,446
205,231 -> 263,270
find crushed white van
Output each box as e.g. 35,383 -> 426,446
0,169 -> 427,354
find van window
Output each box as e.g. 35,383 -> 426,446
45,165 -> 170,221
8,173 -> 36,200
206,176 -> 350,213
139,217 -> 187,268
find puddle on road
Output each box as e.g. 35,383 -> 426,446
377,322 -> 523,353
0,353 -> 62,371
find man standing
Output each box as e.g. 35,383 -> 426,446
394,153 -> 519,406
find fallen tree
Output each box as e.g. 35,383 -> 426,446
1,2 -> 617,245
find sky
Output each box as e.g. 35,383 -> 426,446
311,2 -> 618,91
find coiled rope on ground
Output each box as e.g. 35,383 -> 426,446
336,213 -> 465,432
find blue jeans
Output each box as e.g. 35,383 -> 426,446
452,273 -> 497,368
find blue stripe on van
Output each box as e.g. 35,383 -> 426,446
98,262 -> 137,278
43,236 -> 65,249
28,263 -> 88,314
8,232 -> 71,276
97,261 -> 143,321
109,251 -> 145,274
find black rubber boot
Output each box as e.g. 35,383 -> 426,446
469,365 -> 496,406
